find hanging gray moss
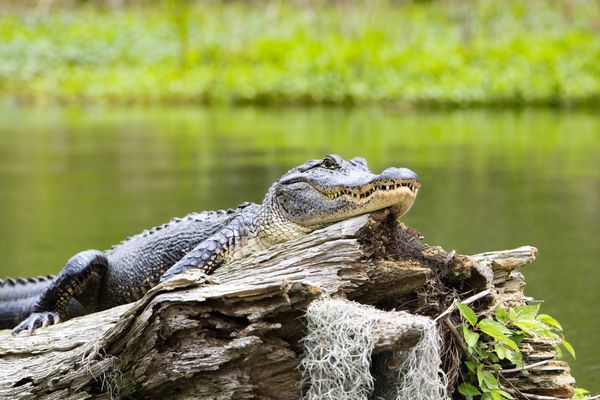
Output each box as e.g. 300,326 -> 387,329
301,297 -> 447,400
301,298 -> 377,400
372,320 -> 447,400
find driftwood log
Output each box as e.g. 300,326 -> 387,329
0,211 -> 576,399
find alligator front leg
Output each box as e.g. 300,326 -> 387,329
12,250 -> 108,334
160,219 -> 255,282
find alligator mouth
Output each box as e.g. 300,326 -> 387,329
320,180 -> 420,201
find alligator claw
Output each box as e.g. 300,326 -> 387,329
11,311 -> 61,335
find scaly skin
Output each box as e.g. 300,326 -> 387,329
0,155 -> 420,334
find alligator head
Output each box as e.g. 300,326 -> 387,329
263,154 -> 421,230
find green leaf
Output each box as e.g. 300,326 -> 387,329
512,321 -> 531,335
514,319 -> 556,339
505,347 -> 524,368
513,304 -> 540,320
573,388 -> 590,399
510,332 -> 525,345
483,371 -> 499,390
458,382 -> 481,400
556,345 -> 564,359
504,338 -> 519,351
562,338 -> 576,359
508,307 -> 518,323
465,361 -> 477,373
458,302 -> 478,326
478,318 -> 512,335
492,388 -> 515,399
495,306 -> 508,324
478,318 -> 514,346
462,324 -> 480,348
496,334 -> 519,351
477,368 -> 499,390
487,352 -> 500,363
537,314 -> 562,331
494,343 -> 509,360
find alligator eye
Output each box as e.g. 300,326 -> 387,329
321,156 -> 339,170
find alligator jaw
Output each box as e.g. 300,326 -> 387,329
307,183 -> 419,225
319,179 -> 420,201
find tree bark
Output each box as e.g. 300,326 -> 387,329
0,212 -> 576,399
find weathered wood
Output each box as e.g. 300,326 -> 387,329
471,246 -> 538,284
0,214 -> 431,399
0,213 -> 575,399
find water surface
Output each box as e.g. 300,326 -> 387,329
0,105 -> 598,390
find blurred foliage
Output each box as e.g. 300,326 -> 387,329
0,0 -> 599,106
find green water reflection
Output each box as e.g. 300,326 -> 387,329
0,106 -> 598,390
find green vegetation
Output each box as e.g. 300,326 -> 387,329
456,302 -> 588,400
1,0 -> 599,106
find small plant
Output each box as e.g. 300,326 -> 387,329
572,388 -> 598,400
455,302 -> 575,400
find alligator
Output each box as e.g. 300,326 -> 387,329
0,155 -> 420,335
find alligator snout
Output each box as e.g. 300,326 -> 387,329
380,167 -> 420,184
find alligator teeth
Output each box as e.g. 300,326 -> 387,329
325,181 -> 420,200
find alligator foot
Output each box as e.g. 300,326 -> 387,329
11,311 -> 61,335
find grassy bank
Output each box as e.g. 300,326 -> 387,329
1,0 -> 599,107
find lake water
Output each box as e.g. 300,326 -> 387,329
0,105 -> 598,390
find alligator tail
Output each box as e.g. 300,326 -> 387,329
0,275 -> 55,329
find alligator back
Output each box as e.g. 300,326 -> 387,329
99,207 -> 253,308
